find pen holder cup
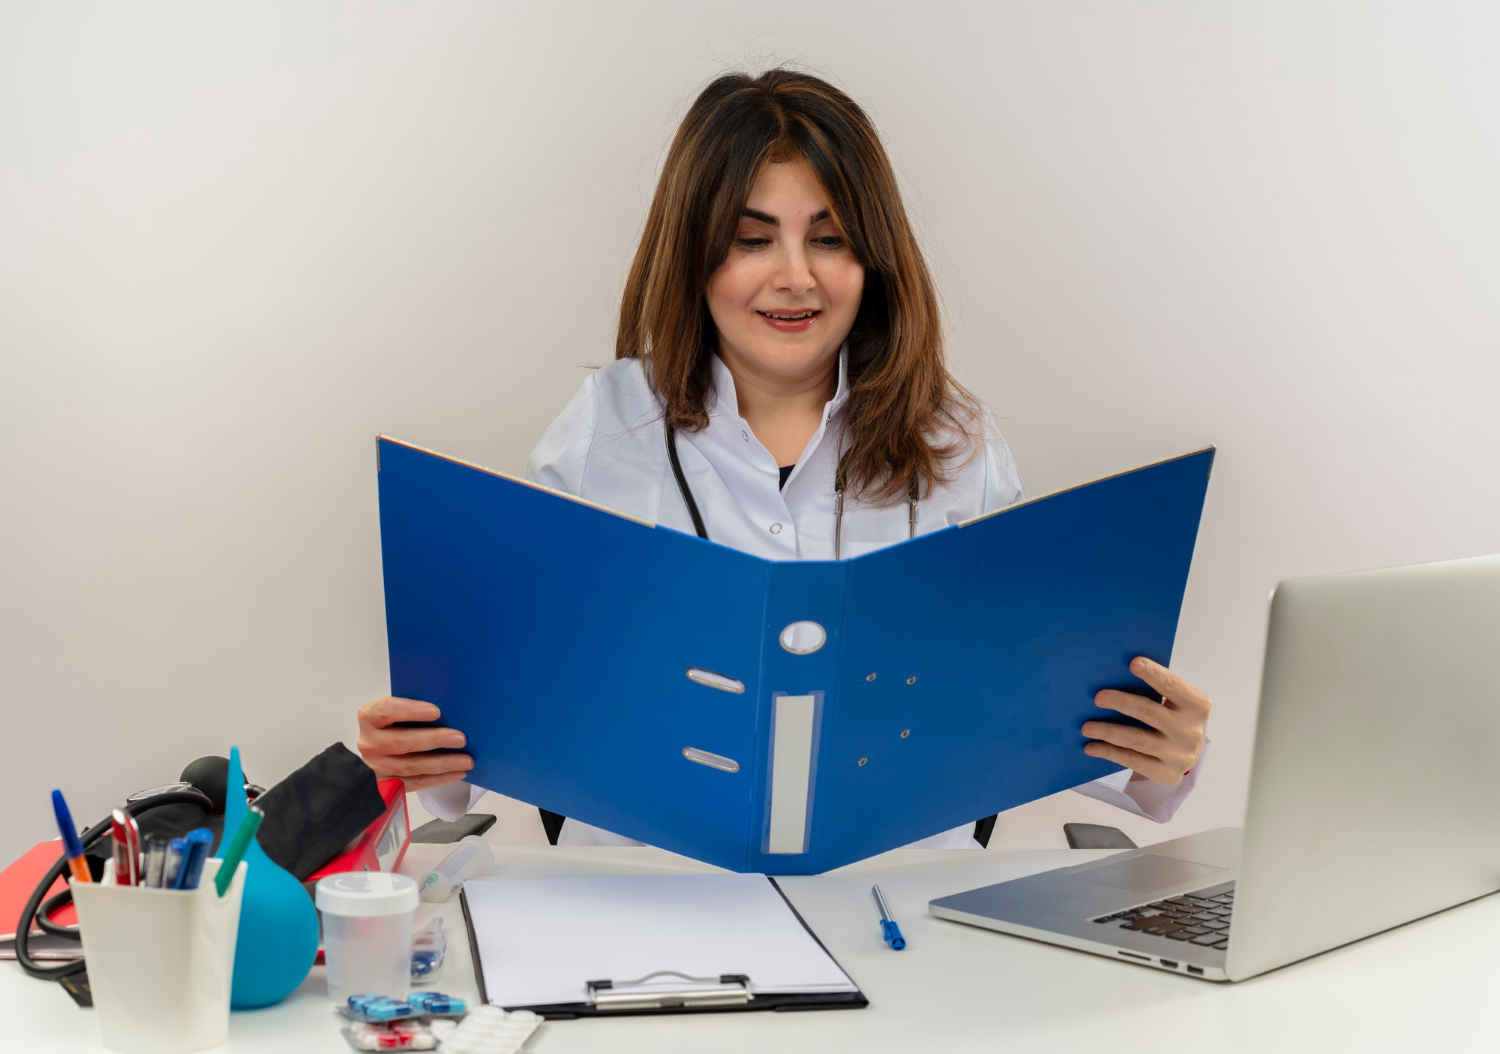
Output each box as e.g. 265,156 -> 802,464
73,858 -> 248,1054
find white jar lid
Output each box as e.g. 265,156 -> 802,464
315,872 -> 419,917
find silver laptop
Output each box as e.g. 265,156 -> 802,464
930,552 -> 1500,981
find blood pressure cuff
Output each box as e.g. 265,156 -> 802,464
253,743 -> 389,881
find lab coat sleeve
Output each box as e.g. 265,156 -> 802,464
1070,738 -> 1210,823
417,781 -> 486,824
525,368 -> 601,492
979,411 -> 1026,511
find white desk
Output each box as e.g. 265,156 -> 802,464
6,841 -> 1498,1052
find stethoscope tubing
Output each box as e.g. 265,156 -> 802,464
14,789 -> 214,981
666,425 -> 917,556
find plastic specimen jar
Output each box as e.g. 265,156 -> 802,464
315,871 -> 419,1004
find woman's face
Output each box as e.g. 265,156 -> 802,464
705,159 -> 865,390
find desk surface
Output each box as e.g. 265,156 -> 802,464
6,840 -> 1498,1053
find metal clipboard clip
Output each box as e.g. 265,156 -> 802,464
585,971 -> 753,1011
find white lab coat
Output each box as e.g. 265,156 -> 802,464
421,350 -> 1204,846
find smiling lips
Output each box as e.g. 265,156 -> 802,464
756,308 -> 821,333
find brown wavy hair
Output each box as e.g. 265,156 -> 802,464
616,68 -> 978,504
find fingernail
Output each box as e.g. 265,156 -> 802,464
459,756 -> 474,769
424,705 -> 441,720
1131,657 -> 1148,672
447,732 -> 467,748
1081,722 -> 1096,736
1084,743 -> 1100,755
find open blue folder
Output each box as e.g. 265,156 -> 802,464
377,436 -> 1214,875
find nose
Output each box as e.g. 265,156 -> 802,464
771,241 -> 815,296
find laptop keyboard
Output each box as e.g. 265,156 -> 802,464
1091,886 -> 1235,949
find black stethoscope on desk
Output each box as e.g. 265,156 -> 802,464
15,783 -> 217,981
665,426 -> 919,557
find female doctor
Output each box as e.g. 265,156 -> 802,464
355,69 -> 1212,848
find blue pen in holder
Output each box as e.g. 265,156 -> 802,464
223,746 -> 320,1008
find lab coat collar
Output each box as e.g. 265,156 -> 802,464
706,345 -> 850,423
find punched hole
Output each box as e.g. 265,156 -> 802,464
906,676 -> 916,685
682,747 -> 739,773
778,621 -> 827,655
865,673 -> 877,682
900,730 -> 910,738
686,668 -> 745,694
857,757 -> 868,766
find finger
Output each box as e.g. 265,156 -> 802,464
397,771 -> 471,792
360,725 -> 466,758
1083,740 -> 1181,784
1081,718 -> 1165,758
1082,720 -> 1194,773
1092,690 -> 1174,734
1129,658 -> 1212,714
362,696 -> 442,728
376,752 -> 474,779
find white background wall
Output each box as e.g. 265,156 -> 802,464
3,2 -> 1497,865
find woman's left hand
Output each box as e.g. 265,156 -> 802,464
1082,656 -> 1211,784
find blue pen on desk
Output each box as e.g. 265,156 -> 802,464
872,884 -> 906,950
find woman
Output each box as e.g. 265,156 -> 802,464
356,69 -> 1211,848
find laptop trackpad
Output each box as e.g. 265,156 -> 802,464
1063,854 -> 1228,895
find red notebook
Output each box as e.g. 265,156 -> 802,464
0,840 -> 81,960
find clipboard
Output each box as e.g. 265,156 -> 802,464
458,875 -> 868,1018
377,436 -> 1214,874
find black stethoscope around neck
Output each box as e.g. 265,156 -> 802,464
665,426 -> 918,558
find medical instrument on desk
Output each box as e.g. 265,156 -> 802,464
873,884 -> 906,949
419,835 -> 493,902
19,783 -> 215,980
666,427 -> 920,557
15,746 -> 390,983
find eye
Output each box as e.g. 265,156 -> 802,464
737,237 -> 771,249
813,235 -> 845,249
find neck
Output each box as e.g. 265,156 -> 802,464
716,349 -> 838,467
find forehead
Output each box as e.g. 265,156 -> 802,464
744,159 -> 830,215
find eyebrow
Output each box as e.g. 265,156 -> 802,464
742,208 -> 832,227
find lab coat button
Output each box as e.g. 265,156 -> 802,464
741,430 -> 749,442
769,523 -> 783,535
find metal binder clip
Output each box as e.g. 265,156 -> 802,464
585,971 -> 753,1011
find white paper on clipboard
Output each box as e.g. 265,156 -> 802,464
462,873 -> 857,1008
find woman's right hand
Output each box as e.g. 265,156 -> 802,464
356,696 -> 474,791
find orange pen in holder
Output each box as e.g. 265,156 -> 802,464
50,790 -> 92,886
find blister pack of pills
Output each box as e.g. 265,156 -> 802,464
341,1019 -> 437,1051
437,1005 -> 541,1054
342,993 -> 468,1023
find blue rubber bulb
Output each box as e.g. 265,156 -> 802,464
222,746 -> 319,1009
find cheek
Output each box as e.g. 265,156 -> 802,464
706,258 -> 761,318
827,261 -> 865,315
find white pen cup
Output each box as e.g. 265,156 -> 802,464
315,871 -> 419,1004
72,857 -> 247,1054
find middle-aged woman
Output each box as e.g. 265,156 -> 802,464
355,68 -> 1212,849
